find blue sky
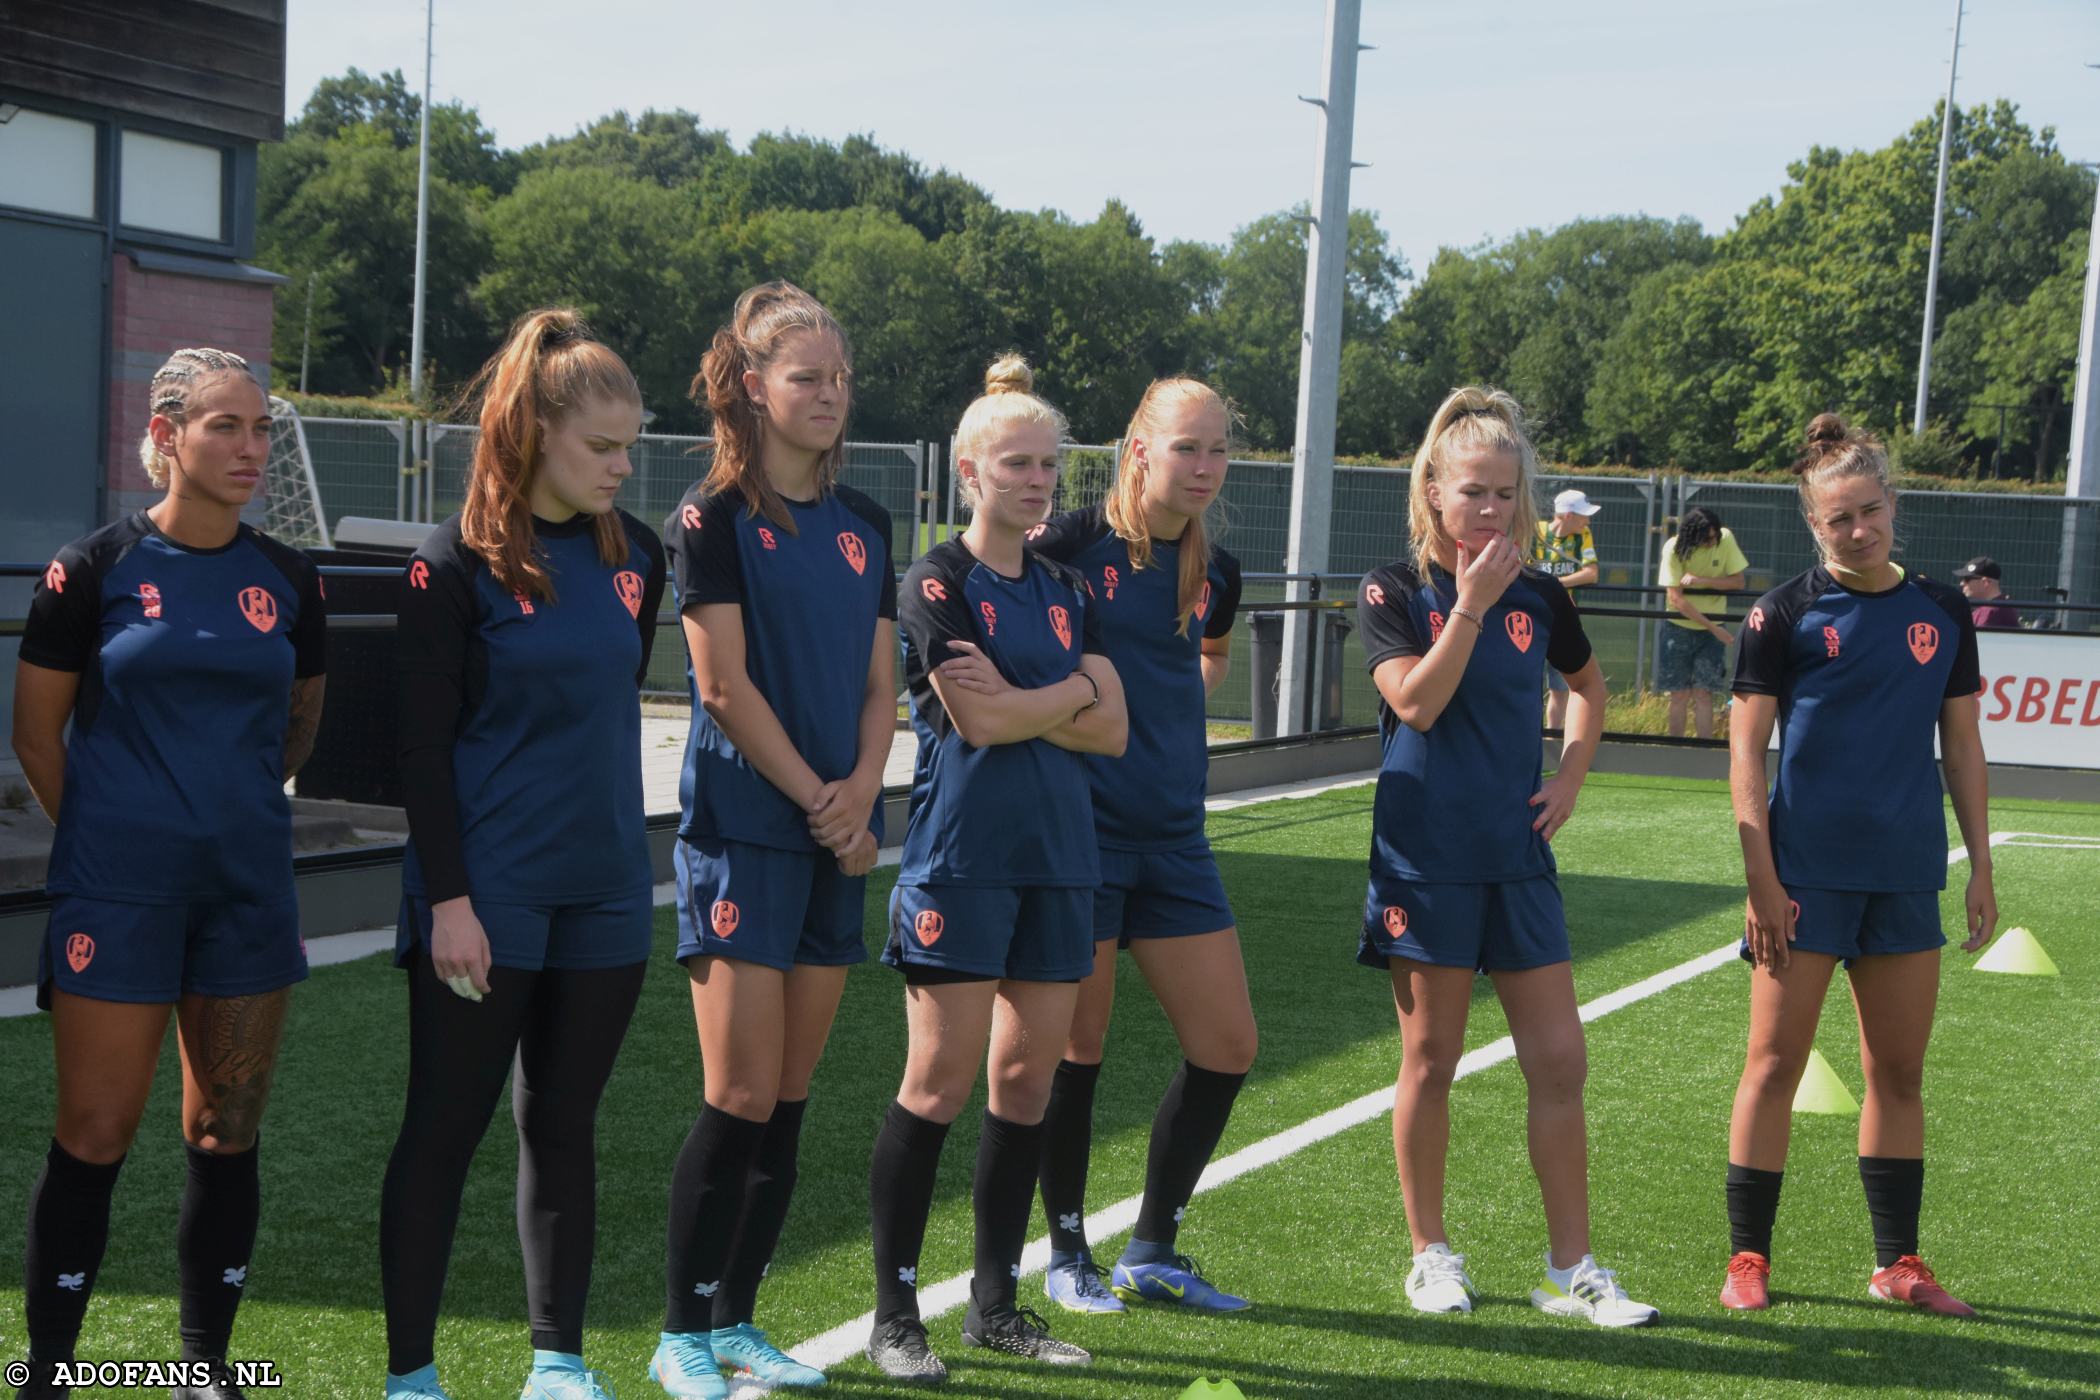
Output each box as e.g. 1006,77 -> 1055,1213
286,0 -> 2100,272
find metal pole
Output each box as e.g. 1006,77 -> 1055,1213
2059,157 -> 2100,610
409,0 -> 433,417
298,271 -> 315,394
1277,0 -> 1364,734
1912,0 -> 1963,433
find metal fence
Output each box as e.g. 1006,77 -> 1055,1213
294,415 -> 2100,732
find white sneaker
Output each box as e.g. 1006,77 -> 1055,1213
1405,1243 -> 1477,1313
1531,1252 -> 1659,1327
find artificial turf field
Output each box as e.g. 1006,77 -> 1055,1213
2,772 -> 2096,1399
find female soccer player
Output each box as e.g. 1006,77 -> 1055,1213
866,356 -> 1127,1383
1356,387 -> 1658,1329
12,349 -> 325,1400
1026,378 -> 1254,1315
1720,414 -> 1995,1316
378,310 -> 665,1400
651,282 -> 894,1398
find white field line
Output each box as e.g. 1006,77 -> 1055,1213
759,828 -> 2013,1386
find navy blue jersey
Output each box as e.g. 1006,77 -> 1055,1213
896,539 -> 1105,887
1357,561 -> 1591,883
21,513 -> 325,901
1733,567 -> 1980,893
664,483 -> 897,851
396,511 -> 665,905
1027,506 -> 1241,851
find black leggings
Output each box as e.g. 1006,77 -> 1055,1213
378,952 -> 645,1373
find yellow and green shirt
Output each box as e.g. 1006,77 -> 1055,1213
1658,526 -> 1750,629
1532,522 -> 1597,597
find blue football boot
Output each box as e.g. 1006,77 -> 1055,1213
645,1333 -> 727,1400
1110,1251 -> 1251,1312
1045,1251 -> 1125,1314
384,1363 -> 452,1399
707,1323 -> 825,1388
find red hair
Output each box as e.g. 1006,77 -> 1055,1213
459,308 -> 639,599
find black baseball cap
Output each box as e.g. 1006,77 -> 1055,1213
1953,556 -> 2001,581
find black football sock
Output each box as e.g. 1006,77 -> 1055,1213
663,1104 -> 769,1333
970,1111 -> 1045,1316
1131,1061 -> 1246,1249
1039,1059 -> 1101,1259
1725,1162 -> 1784,1259
177,1140 -> 261,1361
1859,1156 -> 1924,1268
714,1096 -> 810,1329
870,1100 -> 951,1325
23,1139 -> 125,1360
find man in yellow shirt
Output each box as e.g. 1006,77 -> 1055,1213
1533,489 -> 1601,730
1656,504 -> 1748,738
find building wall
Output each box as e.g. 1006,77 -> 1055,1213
104,253 -> 275,519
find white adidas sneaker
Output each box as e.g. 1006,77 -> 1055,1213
1405,1242 -> 1477,1314
1531,1252 -> 1659,1327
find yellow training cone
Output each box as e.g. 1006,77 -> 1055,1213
1974,926 -> 2060,976
1793,1048 -> 1859,1116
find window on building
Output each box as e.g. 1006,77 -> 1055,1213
0,107 -> 98,220
120,129 -> 225,242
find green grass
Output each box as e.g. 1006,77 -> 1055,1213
2,775 -> 2095,1397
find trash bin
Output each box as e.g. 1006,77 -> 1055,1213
1249,610 -> 1354,738
295,547 -> 412,807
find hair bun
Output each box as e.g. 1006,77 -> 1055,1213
1805,412 -> 1850,448
984,353 -> 1034,396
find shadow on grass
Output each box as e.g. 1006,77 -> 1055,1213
0,849 -> 1746,1340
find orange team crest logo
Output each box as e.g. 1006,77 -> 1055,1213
980,601 -> 998,635
681,503 -> 703,531
914,909 -> 945,946
1103,566 -> 1120,600
1823,625 -> 1841,658
513,590 -> 535,616
1365,582 -> 1386,607
1505,611 -> 1533,653
1049,605 -> 1072,650
838,531 -> 868,576
408,559 -> 430,590
43,559 -> 66,593
138,582 -> 162,619
1907,622 -> 1939,665
318,575 -> 327,600
65,933 -> 95,973
1382,906 -> 1408,937
757,527 -> 778,551
711,900 -> 740,939
1025,522 -> 1048,542
921,577 -> 948,603
1428,610 -> 1446,641
1197,581 -> 1213,621
1748,605 -> 1765,632
237,586 -> 278,634
613,570 -> 643,619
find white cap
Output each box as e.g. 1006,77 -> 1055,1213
1554,489 -> 1602,516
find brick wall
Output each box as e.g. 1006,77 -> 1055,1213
106,254 -> 275,520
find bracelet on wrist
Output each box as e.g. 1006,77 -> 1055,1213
1072,670 -> 1101,716
1450,605 -> 1486,631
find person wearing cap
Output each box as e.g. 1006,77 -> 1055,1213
1954,557 -> 2020,629
1533,490 -> 1601,731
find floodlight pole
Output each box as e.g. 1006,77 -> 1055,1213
1278,0 -> 1365,734
409,0 -> 434,518
2061,142 -> 2100,611
1912,0 -> 1963,434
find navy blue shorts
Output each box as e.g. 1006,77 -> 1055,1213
40,893 -> 307,1010
1358,874 -> 1570,973
1738,886 -> 1944,968
397,888 -> 653,973
674,837 -> 868,971
1094,845 -> 1235,946
885,883 -> 1094,982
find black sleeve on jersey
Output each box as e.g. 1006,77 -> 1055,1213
395,522 -> 480,903
622,512 -> 670,686
1732,570 -> 1815,697
838,486 -> 900,620
250,528 -> 328,679
1024,505 -> 1108,565
897,545 -> 980,740
665,489 -> 743,610
1359,563 -> 1425,669
1532,572 -> 1593,675
1205,547 -> 1244,641
1916,575 -> 1983,698
18,539 -> 105,672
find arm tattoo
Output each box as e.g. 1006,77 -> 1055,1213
186,988 -> 292,1149
283,676 -> 325,780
